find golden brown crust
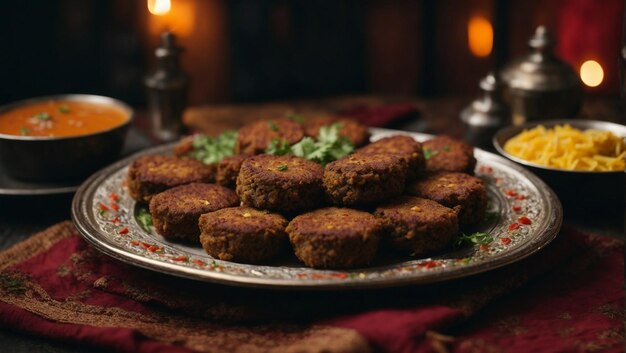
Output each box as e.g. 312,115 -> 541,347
286,207 -> 382,268
355,135 -> 424,180
236,154 -> 325,213
323,154 -> 407,206
235,119 -> 304,155
423,136 -> 476,174
303,116 -> 370,147
173,136 -> 195,157
374,196 -> 458,255
199,207 -> 288,263
127,155 -> 215,203
216,155 -> 249,189
406,172 -> 487,225
149,183 -> 239,242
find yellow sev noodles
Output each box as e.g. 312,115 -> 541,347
503,124 -> 626,171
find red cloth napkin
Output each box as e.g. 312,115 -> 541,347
0,222 -> 623,353
340,103 -> 418,127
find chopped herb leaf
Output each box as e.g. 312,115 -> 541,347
266,123 -> 354,165
98,209 -> 107,216
266,138 -> 293,155
423,147 -> 438,160
317,122 -> 343,143
292,137 -> 319,159
455,232 -> 493,248
58,105 -> 70,113
443,145 -> 450,152
33,112 -> 51,121
136,208 -> 153,232
277,164 -> 288,171
19,127 -> 29,136
188,130 -> 237,165
268,121 -> 279,132
287,113 -> 305,124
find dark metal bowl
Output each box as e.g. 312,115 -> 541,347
0,94 -> 133,181
493,119 -> 626,209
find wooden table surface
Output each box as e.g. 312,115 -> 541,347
0,96 -> 624,353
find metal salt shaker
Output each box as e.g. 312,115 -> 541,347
461,72 -> 510,150
145,32 -> 189,142
501,26 -> 582,124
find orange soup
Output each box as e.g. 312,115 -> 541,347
0,100 -> 129,137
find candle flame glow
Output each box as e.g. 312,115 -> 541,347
580,60 -> 604,87
468,16 -> 493,58
148,0 -> 171,16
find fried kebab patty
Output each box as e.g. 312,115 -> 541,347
236,154 -> 325,213
173,135 -> 194,157
149,183 -> 239,242
286,207 -> 383,268
235,118 -> 304,155
216,155 -> 248,189
356,135 -> 425,180
127,155 -> 214,203
323,153 -> 408,206
423,136 -> 476,174
303,116 -> 370,147
199,206 -> 288,263
374,196 -> 458,255
407,172 -> 487,225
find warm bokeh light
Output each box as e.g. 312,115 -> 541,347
148,0 -> 171,16
148,0 -> 194,36
468,16 -> 493,58
580,60 -> 604,87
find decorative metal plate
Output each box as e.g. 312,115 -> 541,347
72,128 -> 562,289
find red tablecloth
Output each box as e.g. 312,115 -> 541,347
0,221 -> 622,353
341,103 -> 418,127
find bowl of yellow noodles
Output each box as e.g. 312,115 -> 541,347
493,119 -> 626,208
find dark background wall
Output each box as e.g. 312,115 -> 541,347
0,0 -> 144,105
0,0 -> 621,107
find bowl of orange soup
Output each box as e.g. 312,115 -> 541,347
0,94 -> 133,181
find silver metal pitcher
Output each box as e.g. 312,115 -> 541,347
501,26 -> 582,124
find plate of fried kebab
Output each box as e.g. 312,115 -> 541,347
72,116 -> 562,289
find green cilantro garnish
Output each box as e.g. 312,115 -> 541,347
268,121 -> 280,132
98,209 -> 107,216
443,145 -> 450,152
33,112 -> 51,121
266,123 -> 354,165
136,208 -> 153,232
19,127 -> 29,136
58,105 -> 70,113
455,232 -> 493,248
287,113 -> 305,123
423,147 -> 438,160
188,130 -> 237,165
290,137 -> 317,158
266,138 -> 293,155
277,164 -> 288,171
